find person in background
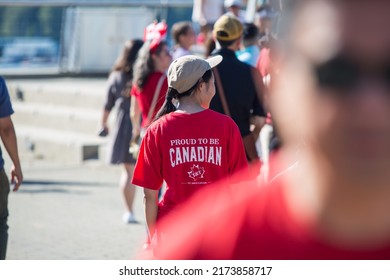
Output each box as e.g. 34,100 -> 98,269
170,21 -> 196,60
132,55 -> 247,255
255,4 -> 278,41
210,14 -> 266,165
257,35 -> 281,181
192,0 -> 224,52
130,39 -> 171,140
99,39 -> 143,223
192,0 -> 224,32
236,22 -> 261,67
0,76 -> 23,259
151,0 -> 390,260
224,0 -> 245,23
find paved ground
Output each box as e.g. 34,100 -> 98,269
2,76 -> 147,260
4,157 -> 147,260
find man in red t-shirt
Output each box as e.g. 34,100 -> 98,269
152,0 -> 390,260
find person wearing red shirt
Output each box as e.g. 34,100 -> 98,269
130,40 -> 171,138
151,0 -> 390,260
132,55 -> 248,252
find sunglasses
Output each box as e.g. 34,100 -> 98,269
314,53 -> 390,91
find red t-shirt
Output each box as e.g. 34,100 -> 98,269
132,109 -> 248,220
131,72 -> 168,128
257,47 -> 271,78
154,163 -> 390,260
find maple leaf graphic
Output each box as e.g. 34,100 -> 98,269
188,164 -> 205,181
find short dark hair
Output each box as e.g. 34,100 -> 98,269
242,23 -> 259,46
216,31 -> 238,48
171,21 -> 193,44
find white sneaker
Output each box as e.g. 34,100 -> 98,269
122,212 -> 137,224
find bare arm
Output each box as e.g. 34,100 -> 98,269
143,188 -> 159,241
98,109 -> 110,137
0,116 -> 23,191
130,95 -> 141,139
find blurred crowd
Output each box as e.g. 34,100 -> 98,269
2,0 -> 390,261
99,0 -> 280,228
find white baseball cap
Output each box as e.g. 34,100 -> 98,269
168,55 -> 223,94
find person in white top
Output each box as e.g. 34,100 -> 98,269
224,0 -> 245,23
171,21 -> 196,60
192,0 -> 224,28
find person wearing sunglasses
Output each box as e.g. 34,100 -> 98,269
150,0 -> 390,259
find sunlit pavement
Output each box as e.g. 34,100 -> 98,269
5,159 -> 146,260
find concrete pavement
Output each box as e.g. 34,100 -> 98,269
1,77 -> 148,260
4,158 -> 147,260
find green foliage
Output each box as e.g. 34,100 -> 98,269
0,6 -> 64,42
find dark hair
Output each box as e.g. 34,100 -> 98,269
112,39 -> 144,79
205,37 -> 216,57
242,23 -> 259,46
133,40 -> 168,90
171,21 -> 193,44
216,32 -> 237,48
154,69 -> 213,120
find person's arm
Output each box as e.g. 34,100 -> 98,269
143,188 -> 159,241
250,115 -> 266,142
100,73 -> 117,136
251,89 -> 266,138
0,116 -> 23,191
98,109 -> 110,136
130,95 -> 141,139
251,66 -> 268,114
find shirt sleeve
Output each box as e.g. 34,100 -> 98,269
130,83 -> 138,97
132,126 -> 163,190
103,72 -> 117,112
0,77 -> 14,118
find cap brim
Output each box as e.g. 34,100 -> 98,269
206,55 -> 223,69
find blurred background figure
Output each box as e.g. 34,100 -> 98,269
192,0 -> 224,54
210,14 -> 266,166
192,0 -> 224,30
235,22 -> 265,156
255,3 -> 278,42
0,76 -> 23,259
236,22 -> 260,67
130,22 -> 171,141
224,0 -> 245,23
255,3 -> 281,177
152,0 -> 390,260
257,34 -> 279,180
99,39 -> 143,224
170,21 -> 196,60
